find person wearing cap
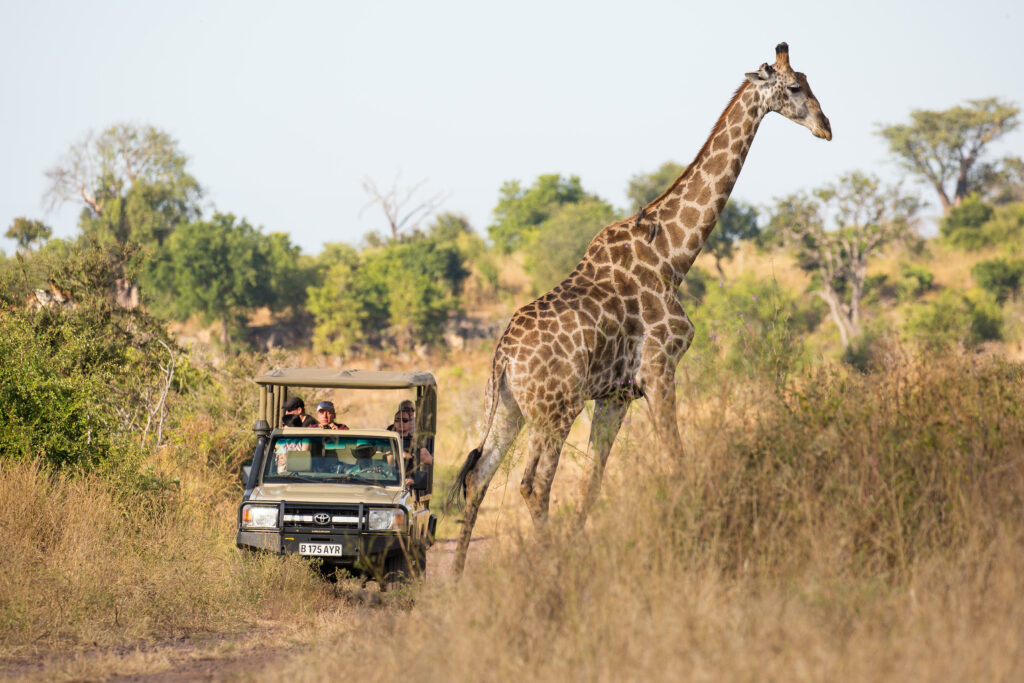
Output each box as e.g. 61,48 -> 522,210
283,396 -> 317,427
316,400 -> 349,430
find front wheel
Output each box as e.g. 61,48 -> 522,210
382,552 -> 411,591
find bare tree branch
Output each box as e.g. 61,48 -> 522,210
360,174 -> 447,240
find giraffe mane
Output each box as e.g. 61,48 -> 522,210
645,80 -> 752,211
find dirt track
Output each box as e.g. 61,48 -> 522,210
0,538 -> 486,682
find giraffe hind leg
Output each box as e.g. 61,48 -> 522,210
453,392 -> 524,577
519,412 -> 577,533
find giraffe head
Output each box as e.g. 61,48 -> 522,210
745,42 -> 832,141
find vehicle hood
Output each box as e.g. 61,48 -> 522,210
251,482 -> 406,505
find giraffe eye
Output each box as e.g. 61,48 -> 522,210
788,85 -> 801,93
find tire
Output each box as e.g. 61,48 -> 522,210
382,552 -> 411,591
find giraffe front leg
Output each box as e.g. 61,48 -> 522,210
637,316 -> 693,457
575,396 -> 630,530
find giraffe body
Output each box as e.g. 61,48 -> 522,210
450,43 -> 831,576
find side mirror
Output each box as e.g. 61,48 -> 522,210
412,469 -> 429,492
242,465 -> 252,482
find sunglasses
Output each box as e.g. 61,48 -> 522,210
397,417 -> 412,423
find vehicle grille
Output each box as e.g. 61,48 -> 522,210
282,503 -> 363,531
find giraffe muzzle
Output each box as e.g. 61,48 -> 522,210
814,116 -> 833,141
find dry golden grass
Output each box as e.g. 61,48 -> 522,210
250,350 -> 1023,682
5,243 -> 1024,680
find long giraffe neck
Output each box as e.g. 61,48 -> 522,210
648,81 -> 768,283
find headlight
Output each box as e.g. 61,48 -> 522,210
368,508 -> 406,531
241,504 -> 279,529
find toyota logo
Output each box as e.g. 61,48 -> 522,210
313,512 -> 331,526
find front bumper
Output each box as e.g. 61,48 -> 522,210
236,529 -> 407,564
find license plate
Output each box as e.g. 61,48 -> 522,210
299,543 -> 343,556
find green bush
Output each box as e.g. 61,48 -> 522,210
905,289 -> 1003,349
307,231 -> 469,354
0,241 -> 183,472
972,258 -> 1024,303
896,263 -> 934,301
691,275 -> 824,386
940,195 -> 995,248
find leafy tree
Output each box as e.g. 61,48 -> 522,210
523,198 -> 617,293
705,200 -> 759,280
877,98 -> 1019,212
307,243 -> 383,354
972,258 -> 1024,303
626,161 -> 685,210
971,155 -> 1024,205
45,123 -> 202,252
767,172 -> 921,348
5,217 -> 52,252
0,242 -> 181,469
488,174 -> 592,252
307,230 -> 470,354
147,213 -> 298,349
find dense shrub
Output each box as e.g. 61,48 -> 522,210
940,198 -> 1024,250
972,258 -> 1024,302
690,275 -> 824,386
905,289 -> 1003,348
308,231 -> 469,354
896,263 -> 934,301
940,195 -> 995,248
0,240 -> 189,471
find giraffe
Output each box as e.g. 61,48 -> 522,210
448,43 -> 831,576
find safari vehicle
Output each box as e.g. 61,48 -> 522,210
236,369 -> 438,586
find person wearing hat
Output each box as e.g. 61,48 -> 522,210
283,396 -> 317,427
316,400 -> 349,430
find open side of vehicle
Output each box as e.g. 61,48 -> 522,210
237,369 -> 438,586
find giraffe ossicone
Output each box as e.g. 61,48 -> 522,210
448,42 -> 831,577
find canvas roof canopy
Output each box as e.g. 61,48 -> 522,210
254,368 -> 436,390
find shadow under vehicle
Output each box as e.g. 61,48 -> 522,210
236,369 -> 438,587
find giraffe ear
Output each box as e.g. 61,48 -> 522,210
744,63 -> 775,85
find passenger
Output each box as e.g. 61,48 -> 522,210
390,402 -> 433,467
316,401 -> 350,430
387,402 -> 433,488
283,396 -> 317,427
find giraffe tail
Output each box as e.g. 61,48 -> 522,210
446,357 -> 506,511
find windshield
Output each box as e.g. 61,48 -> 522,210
262,434 -> 401,486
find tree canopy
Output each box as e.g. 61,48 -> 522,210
523,198 -> 618,294
45,123 -> 202,250
488,174 -> 593,253
626,161 -> 685,211
146,213 -> 300,348
5,217 -> 52,252
767,171 -> 921,348
307,222 -> 471,355
704,200 -> 759,279
877,98 -> 1019,212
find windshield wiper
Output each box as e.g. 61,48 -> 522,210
321,473 -> 387,486
269,472 -> 321,483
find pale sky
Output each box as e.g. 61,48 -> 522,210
2,0 -> 1022,255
